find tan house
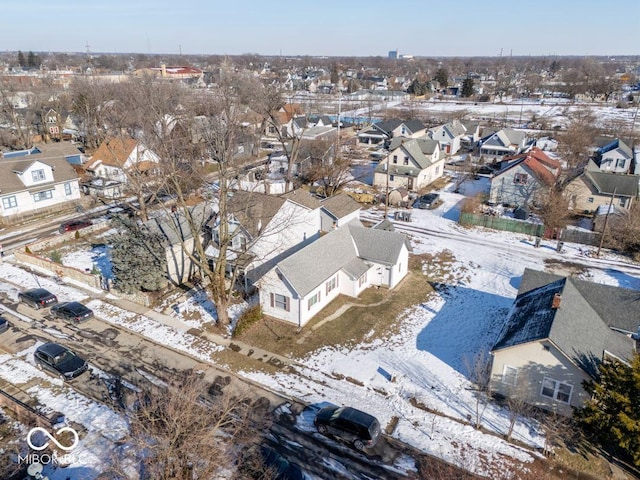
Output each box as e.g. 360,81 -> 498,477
490,268 -> 637,415
565,160 -> 639,213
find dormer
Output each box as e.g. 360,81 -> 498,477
13,160 -> 55,187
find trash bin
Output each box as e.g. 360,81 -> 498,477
534,237 -> 541,248
556,241 -> 564,252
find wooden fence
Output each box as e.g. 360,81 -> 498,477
459,212 -> 545,237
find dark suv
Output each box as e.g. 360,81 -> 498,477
34,342 -> 88,380
59,219 -> 92,233
51,302 -> 94,323
314,406 -> 381,450
413,193 -> 440,210
18,288 -> 58,309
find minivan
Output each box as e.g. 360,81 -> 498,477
314,406 -> 381,450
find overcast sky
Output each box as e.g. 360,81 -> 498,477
2,0 -> 639,57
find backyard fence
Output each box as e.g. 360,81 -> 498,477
459,213 -> 545,237
560,228 -> 602,247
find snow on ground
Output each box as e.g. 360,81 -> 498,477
1,174 -> 639,478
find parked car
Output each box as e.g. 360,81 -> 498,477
413,193 -> 440,210
18,288 -> 58,309
34,342 -> 88,380
51,302 -> 94,323
314,405 -> 381,450
240,445 -> 307,480
59,219 -> 92,233
0,316 -> 9,334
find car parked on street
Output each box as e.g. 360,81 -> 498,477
314,405 -> 381,450
18,288 -> 58,309
412,193 -> 440,210
51,302 -> 94,323
34,342 -> 88,380
59,219 -> 92,233
0,316 -> 9,334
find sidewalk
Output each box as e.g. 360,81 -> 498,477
103,294 -> 299,370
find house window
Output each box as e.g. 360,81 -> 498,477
31,169 -> 46,182
513,173 -> 528,185
32,190 -> 53,202
401,127 -> 406,135
390,175 -> 395,181
64,182 -> 72,196
541,377 -> 573,404
271,293 -> 290,311
307,291 -> 320,310
326,276 -> 337,294
616,159 -> 625,169
358,272 -> 367,287
619,198 -> 627,208
48,116 -> 56,123
393,155 -> 398,164
403,156 -> 409,165
502,366 -> 518,386
587,197 -> 594,203
2,196 -> 17,209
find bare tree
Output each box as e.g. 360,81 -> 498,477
0,78 -> 35,149
536,186 -> 571,244
464,351 -> 492,430
556,108 -> 599,177
104,374 -> 272,480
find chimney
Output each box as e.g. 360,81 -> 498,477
551,293 -> 562,309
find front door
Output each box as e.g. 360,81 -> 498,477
407,177 -> 414,190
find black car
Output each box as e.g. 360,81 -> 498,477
0,316 -> 9,334
240,445 -> 307,480
59,219 -> 92,233
34,342 -> 88,380
18,288 -> 58,309
413,193 -> 440,210
314,406 -> 381,450
51,302 -> 94,323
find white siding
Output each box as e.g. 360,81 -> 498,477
0,180 -> 81,218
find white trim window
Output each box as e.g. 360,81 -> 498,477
32,190 -> 53,202
325,276 -> 337,294
501,365 -> 518,386
32,169 -> 46,182
2,196 -> 17,209
64,182 -> 72,196
541,377 -> 573,403
358,272 -> 367,287
307,291 -> 320,310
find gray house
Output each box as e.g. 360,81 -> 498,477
479,129 -> 528,162
490,268 -> 637,415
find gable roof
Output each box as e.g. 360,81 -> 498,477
493,268 -> 637,377
88,137 -> 139,169
584,162 -> 639,197
483,129 -> 526,148
144,203 -> 212,245
494,147 -> 560,186
375,137 -> 442,177
224,191 -> 287,240
281,189 -> 321,210
320,193 -> 361,220
373,118 -> 426,137
0,144 -> 81,195
276,221 -> 408,297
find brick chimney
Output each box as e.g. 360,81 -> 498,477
551,293 -> 562,309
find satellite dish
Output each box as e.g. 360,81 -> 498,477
27,462 -> 43,476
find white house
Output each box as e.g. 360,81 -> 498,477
373,137 -> 445,192
259,221 -> 410,327
0,144 -> 82,222
592,137 -> 634,174
358,118 -> 427,146
428,120 -> 468,155
479,129 -> 528,162
83,137 -> 160,198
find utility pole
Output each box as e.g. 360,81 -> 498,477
384,160 -> 390,219
596,187 -> 617,257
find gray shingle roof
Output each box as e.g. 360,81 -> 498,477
144,203 -> 213,246
0,143 -> 81,195
282,189 -> 321,210
320,193 -> 361,219
494,268 -> 637,377
223,191 -> 286,240
584,167 -> 639,197
276,221 -> 408,297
